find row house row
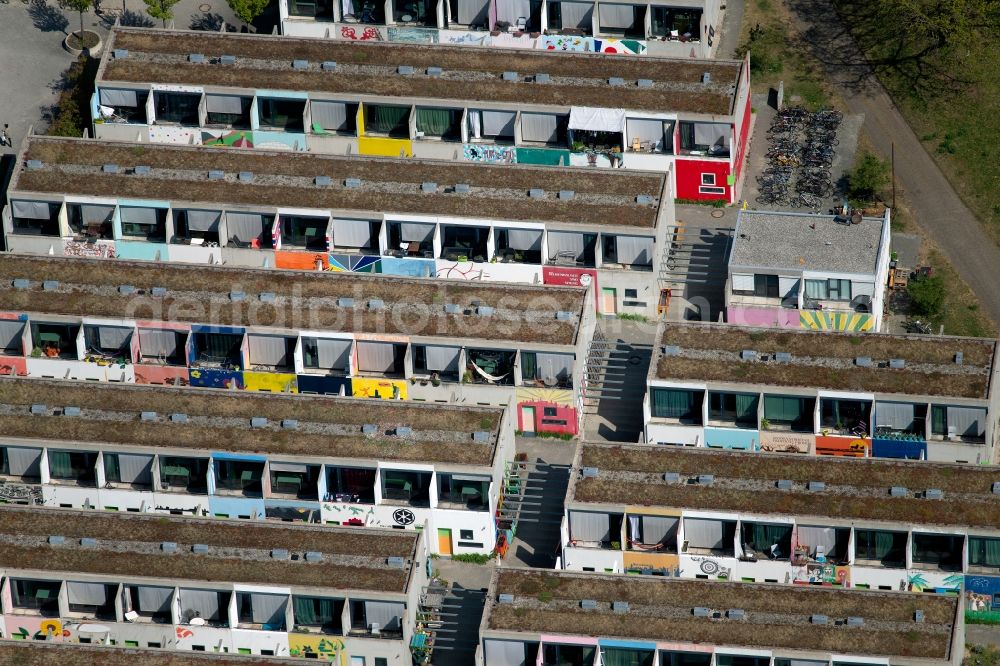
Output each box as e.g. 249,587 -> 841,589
644,322 -> 1000,464
7,136 -> 673,318
0,377 -> 514,556
92,28 -> 751,203
561,443 -> 1000,622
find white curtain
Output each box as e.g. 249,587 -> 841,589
568,107 -> 626,133
98,326 -> 133,349
400,222 -> 435,242
627,118 -> 665,146
796,526 -> 837,558
11,201 -> 52,219
505,229 -> 542,251
315,338 -> 351,370
357,342 -> 395,372
68,582 -> 108,606
186,210 -> 222,232
5,447 -> 42,476
684,518 -> 724,549
536,353 -> 572,380
875,402 -> 914,431
642,516 -> 678,544
467,110 -> 482,139
948,406 -> 986,437
731,273 -> 754,291
599,2 -> 635,28
424,346 -> 460,372
206,95 -> 245,114
484,640 -> 526,666
779,276 -> 799,298
120,207 -> 158,225
520,113 -> 559,143
628,515 -> 640,541
311,101 -> 349,131
226,212 -> 266,243
137,586 -> 173,613
614,235 -> 654,265
100,88 -> 139,106
481,110 -> 515,138
456,0 -> 489,23
495,0 -> 531,24
559,0 -> 593,27
80,204 -> 114,224
180,590 -> 223,620
693,122 -> 730,148
251,593 -> 288,625
270,462 -> 310,474
570,511 -> 610,542
249,335 -> 290,366
139,329 -> 180,357
364,601 -> 404,631
118,453 -> 153,484
0,321 -> 25,350
333,219 -> 371,248
547,231 -> 585,260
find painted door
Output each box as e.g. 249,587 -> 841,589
521,406 -> 536,434
601,287 -> 617,314
437,528 -> 453,555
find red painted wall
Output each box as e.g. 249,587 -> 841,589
675,158 -> 731,202
519,401 -> 578,436
134,364 -> 190,386
542,266 -> 599,313
733,94 -> 753,184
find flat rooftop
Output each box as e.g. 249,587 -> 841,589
99,28 -> 742,116
0,377 -> 501,466
729,210 -> 886,274
17,136 -> 664,229
0,255 -> 584,346
487,569 -> 957,659
0,643 -> 312,666
655,323 -> 996,399
574,444 -> 1000,529
0,505 -> 417,592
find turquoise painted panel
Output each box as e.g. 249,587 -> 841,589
257,89 -> 310,100
118,198 -> 170,208
378,256 -> 435,277
208,496 -> 266,518
252,130 -> 307,151
704,427 -> 760,451
597,639 -> 657,650
115,241 -> 168,261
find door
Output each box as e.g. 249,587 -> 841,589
521,406 -> 536,434
601,287 -> 617,314
437,528 -> 453,555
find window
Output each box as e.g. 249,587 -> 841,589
931,405 -> 986,439
969,537 -> 1000,568
258,98 -> 306,132
280,215 -> 328,250
12,580 -> 61,615
468,109 -> 516,143
753,274 -> 779,298
804,278 -> 852,301
159,456 -> 209,494
148,642 -> 162,649
288,0 -> 333,16
763,395 -> 813,431
153,92 -> 200,125
912,533 -> 964,570
327,466 -> 376,503
650,388 -> 703,422
625,289 -> 638,298
701,173 -> 716,185
416,107 -> 462,140
382,469 -> 432,507
460,529 -> 474,540
520,112 -> 568,146
364,104 -> 410,137
436,473 -> 489,510
650,6 -> 702,38
699,186 -> 726,195
854,529 -> 906,567
679,121 -> 730,156
47,450 -> 97,485
375,659 -> 388,666
543,407 -> 558,417
708,392 -> 759,426
205,95 -> 251,128
311,101 -> 358,134
547,0 -> 593,32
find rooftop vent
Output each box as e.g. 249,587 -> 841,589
727,609 -> 745,620
810,614 -> 828,625
477,305 -> 495,316
662,345 -> 680,356
697,474 -> 715,485
889,358 -> 905,369
250,417 -> 268,428
701,72 -> 711,84
580,600 -> 598,610
170,413 -> 188,423
238,171 -> 253,183
387,556 -> 406,568
63,406 -> 81,417
271,548 -> 290,559
455,183 -> 471,194
855,356 -> 872,367
775,352 -> 792,363
345,177 -> 362,188
30,404 -> 47,415
637,78 -> 653,88
305,551 -> 323,562
889,486 -> 908,497
48,535 -> 66,545
807,481 -> 826,491
192,544 -> 210,554
502,71 -> 518,81
103,163 -> 119,173
529,188 -> 545,199
188,53 -> 205,63
337,297 -> 354,307
322,61 -> 337,71
608,76 -> 625,86
368,298 -> 385,310
113,48 -> 129,58
444,303 -> 462,314
229,290 -> 246,302
161,541 -> 177,552
955,352 -> 964,365
140,411 -> 157,421
421,181 -> 438,193
42,280 -> 59,291
559,189 -> 575,200
924,488 -> 944,500
395,426 -> 413,437
259,292 -> 276,303
693,607 -> 711,618
208,170 -> 224,181
292,59 -> 309,70
846,616 -> 864,627
281,419 -> 299,430
427,66 -> 443,77
535,73 -> 550,83
362,424 -> 378,435
613,601 -> 629,613
636,195 -> 655,205
26,159 -> 43,170
81,538 -> 98,548
12,278 -> 30,289
397,65 -> 414,75
498,594 -> 515,604
151,287 -> 168,297
776,479 -> 793,490
555,311 -> 573,321
314,175 -> 332,186
914,610 -> 925,623
740,350 -> 757,361
220,55 -> 236,65
118,284 -> 135,295
582,467 -> 599,478
472,431 -> 490,443
664,472 -> 680,483
134,165 -> 151,175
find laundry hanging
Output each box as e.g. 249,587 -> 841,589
568,106 -> 626,133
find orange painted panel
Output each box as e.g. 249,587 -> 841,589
275,251 -> 329,271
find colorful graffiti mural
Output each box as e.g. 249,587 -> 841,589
815,435 -> 869,457
759,431 -> 812,454
463,144 -> 517,164
202,129 -> 254,148
908,572 -> 962,593
64,240 -> 116,258
148,125 -> 201,145
792,563 -> 850,586
289,633 -> 346,662
328,253 -> 382,273
387,26 -> 438,43
244,371 -> 298,393
538,35 -> 646,54
966,575 -> 1000,623
799,310 -> 873,331
352,377 -> 407,400
189,368 -> 243,390
340,25 -> 383,40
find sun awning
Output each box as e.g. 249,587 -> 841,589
568,106 -> 626,133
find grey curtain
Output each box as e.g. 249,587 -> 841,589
684,518 -> 724,549
6,447 -> 42,476
875,402 -> 914,431
547,231 -> 585,260
249,335 -> 289,366
536,353 -> 572,380
693,123 -> 729,147
180,589 -> 223,620
12,201 -> 52,219
520,113 -> 559,143
599,2 -> 635,28
364,601 -> 403,631
484,640 -> 526,666
456,0 -> 489,23
117,453 -> 153,484
120,207 -> 158,225
495,0 -> 531,23
948,406 -> 986,437
139,329 -> 180,357
357,342 -> 395,372
98,326 -> 133,349
226,212 -> 267,243
641,516 -> 678,544
185,210 -> 222,232
315,338 -> 351,369
333,219 -> 371,248
206,95 -> 245,114
251,593 -> 288,625
614,235 -> 654,265
81,204 -> 115,224
400,222 -> 435,242
270,462 -> 310,474
68,582 -> 108,606
570,511 -> 610,542
0,321 -> 25,350
100,89 -> 139,106
505,229 -> 542,251
482,110 -> 516,137
559,0 -> 593,27
311,101 -> 349,131
779,276 -> 799,298
137,586 -> 173,613
424,345 -> 460,372
796,526 -> 836,558
627,118 -> 664,144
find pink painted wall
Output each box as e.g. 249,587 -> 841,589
134,364 -> 190,385
727,306 -> 799,328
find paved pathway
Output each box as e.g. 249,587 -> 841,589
786,0 -> 1000,326
715,0 -> 745,58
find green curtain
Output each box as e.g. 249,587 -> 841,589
293,597 -> 317,625
369,105 -> 410,135
970,537 -> 1000,566
417,108 -> 454,137
735,394 -> 758,423
931,406 -> 947,435
521,353 -> 537,381
104,454 -> 121,483
49,451 -> 73,478
764,396 -> 803,422
652,389 -> 695,419
875,531 -> 895,559
602,648 -> 654,666
749,524 -> 790,551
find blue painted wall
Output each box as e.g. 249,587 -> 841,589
207,495 -> 266,519
297,374 -> 352,396
704,427 -> 759,451
872,438 -> 927,460
189,367 -> 243,389
116,241 -> 168,261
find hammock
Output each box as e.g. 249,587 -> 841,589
470,362 -> 509,383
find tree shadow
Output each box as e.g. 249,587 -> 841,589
119,9 -> 155,27
28,0 -> 70,34
190,11 -> 235,30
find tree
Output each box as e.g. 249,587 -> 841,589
60,0 -> 92,38
143,0 -> 179,27
847,152 -> 890,205
908,274 -> 946,319
226,0 -> 269,27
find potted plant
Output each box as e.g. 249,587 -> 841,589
760,418 -> 770,430
610,541 -> 621,551
431,372 -> 441,387
462,371 -> 473,384
30,347 -> 43,358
